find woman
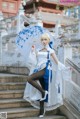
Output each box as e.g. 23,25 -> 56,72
23,33 -> 70,117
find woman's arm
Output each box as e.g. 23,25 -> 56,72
51,52 -> 58,65
31,45 -> 38,63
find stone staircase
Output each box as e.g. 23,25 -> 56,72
0,74 -> 67,119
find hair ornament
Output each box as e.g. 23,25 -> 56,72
49,41 -> 53,49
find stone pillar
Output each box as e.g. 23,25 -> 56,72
0,32 -> 2,65
78,6 -> 80,38
37,19 -> 43,27
78,6 -> 80,19
36,12 -> 43,27
58,46 -> 64,63
17,2 -> 24,33
64,45 -> 72,64
21,0 -> 26,6
0,11 -> 3,20
0,11 -> 3,65
65,8 -> 71,17
55,21 -> 61,38
58,44 -> 72,64
78,20 -> 80,38
30,12 -> 43,27
30,15 -> 37,26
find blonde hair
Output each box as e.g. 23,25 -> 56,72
41,33 -> 50,43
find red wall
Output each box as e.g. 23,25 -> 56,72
0,0 -> 21,17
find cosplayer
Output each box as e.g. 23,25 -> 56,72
23,33 -> 70,117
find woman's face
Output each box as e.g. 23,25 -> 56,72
41,38 -> 49,47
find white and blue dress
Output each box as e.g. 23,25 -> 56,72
23,45 -> 71,111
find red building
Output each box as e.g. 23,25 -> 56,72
0,0 -> 21,18
23,0 -> 77,28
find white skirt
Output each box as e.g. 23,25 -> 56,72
23,62 -> 71,111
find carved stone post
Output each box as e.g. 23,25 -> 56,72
64,44 -> 72,64
0,11 -> 3,65
0,32 -> 2,65
17,2 -> 24,33
58,44 -> 72,64
36,12 -> 43,27
55,20 -> 61,38
30,12 -> 43,27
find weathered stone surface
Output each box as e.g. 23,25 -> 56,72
0,74 -> 66,119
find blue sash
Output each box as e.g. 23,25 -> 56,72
43,51 -> 52,102
43,51 -> 52,83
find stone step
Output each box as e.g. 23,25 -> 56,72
0,74 -> 67,119
0,82 -> 26,90
0,75 -> 27,83
0,99 -> 30,109
0,66 -> 29,75
0,107 -> 39,119
0,107 -> 63,119
15,116 -> 66,119
0,90 -> 24,99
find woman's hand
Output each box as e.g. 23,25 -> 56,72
31,45 -> 35,52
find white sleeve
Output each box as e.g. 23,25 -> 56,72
27,50 -> 37,67
49,48 -> 55,54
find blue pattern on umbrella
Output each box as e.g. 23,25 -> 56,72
15,25 -> 54,61
16,25 -> 53,48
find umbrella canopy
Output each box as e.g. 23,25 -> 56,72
16,25 -> 54,60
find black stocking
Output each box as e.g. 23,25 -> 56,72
39,77 -> 45,115
27,68 -> 45,97
39,101 -> 44,115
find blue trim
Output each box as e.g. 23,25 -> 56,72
43,51 -> 52,102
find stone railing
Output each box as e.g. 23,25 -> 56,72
0,14 -> 31,67
0,16 -> 17,35
59,58 -> 80,119
0,12 -> 43,67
